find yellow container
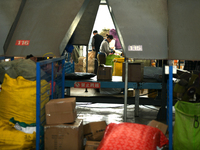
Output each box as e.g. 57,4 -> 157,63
113,58 -> 124,63
113,62 -> 123,76
112,58 -> 124,76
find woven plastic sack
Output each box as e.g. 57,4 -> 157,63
0,74 -> 50,124
97,123 -> 168,150
105,54 -> 121,67
174,101 -> 200,150
0,120 -> 36,150
0,59 -> 46,83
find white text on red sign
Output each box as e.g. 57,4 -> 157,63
15,40 -> 30,46
74,82 -> 100,88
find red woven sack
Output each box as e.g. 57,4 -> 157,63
97,123 -> 168,150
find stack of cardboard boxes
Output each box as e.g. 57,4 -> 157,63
44,97 -> 83,150
44,97 -> 107,150
84,121 -> 107,150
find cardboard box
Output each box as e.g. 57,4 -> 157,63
44,119 -> 83,150
85,141 -> 101,150
122,63 -> 144,82
83,121 -> 107,141
45,97 -> 77,125
97,65 -> 112,81
147,120 -> 168,134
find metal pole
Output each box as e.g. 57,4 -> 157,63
124,58 -> 128,122
135,89 -> 140,117
168,60 -> 173,150
36,62 -> 41,150
86,46 -> 88,73
85,46 -> 88,92
51,62 -> 54,99
62,58 -> 65,98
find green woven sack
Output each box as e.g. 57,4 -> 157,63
105,54 -> 121,67
174,101 -> 200,150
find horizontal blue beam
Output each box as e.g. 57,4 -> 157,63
138,82 -> 162,89
38,56 -> 65,66
65,80 -> 138,88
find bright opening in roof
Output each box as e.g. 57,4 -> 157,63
83,4 -> 115,56
92,5 -> 115,34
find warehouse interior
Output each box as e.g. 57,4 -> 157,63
0,0 -> 200,150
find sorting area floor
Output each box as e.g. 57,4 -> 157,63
70,88 -> 162,125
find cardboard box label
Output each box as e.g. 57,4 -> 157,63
84,121 -> 107,141
85,141 -> 101,150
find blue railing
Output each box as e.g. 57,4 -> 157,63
167,65 -> 173,150
64,53 -> 74,74
36,57 -> 65,150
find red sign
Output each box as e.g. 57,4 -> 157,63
74,82 -> 100,88
15,40 -> 30,46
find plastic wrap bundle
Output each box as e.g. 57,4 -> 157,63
97,123 -> 168,150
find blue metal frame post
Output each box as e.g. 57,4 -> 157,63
36,62 -> 41,150
62,59 -> 65,98
51,62 -> 54,99
168,64 -> 173,150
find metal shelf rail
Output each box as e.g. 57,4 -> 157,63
64,52 -> 74,74
36,57 -> 65,150
167,65 -> 173,150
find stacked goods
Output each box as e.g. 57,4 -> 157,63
83,58 -> 95,73
44,97 -> 83,150
75,56 -> 85,72
75,51 -> 96,73
122,63 -> 144,82
0,74 -> 49,123
84,121 -> 107,150
97,65 -> 112,81
85,141 -> 101,150
0,59 -> 50,149
83,121 -> 107,141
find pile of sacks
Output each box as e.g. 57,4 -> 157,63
0,59 -> 50,149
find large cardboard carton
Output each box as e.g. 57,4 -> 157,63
97,65 -> 112,81
122,63 -> 144,82
45,97 -> 77,125
147,120 -> 168,135
85,141 -> 101,150
83,121 -> 107,141
44,119 -> 83,150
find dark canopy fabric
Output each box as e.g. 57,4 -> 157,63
70,0 -> 101,45
107,0 -> 168,60
4,0 -> 89,57
0,0 -> 22,56
168,0 -> 200,60
107,0 -> 200,60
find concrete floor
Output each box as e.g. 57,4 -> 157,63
71,88 -> 161,126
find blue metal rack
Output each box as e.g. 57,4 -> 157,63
167,65 -> 173,150
36,57 -> 65,150
64,52 -> 75,74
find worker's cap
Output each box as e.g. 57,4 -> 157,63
107,35 -> 113,39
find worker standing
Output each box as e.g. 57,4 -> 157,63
92,30 -> 104,74
99,34 -> 115,57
